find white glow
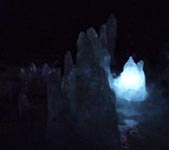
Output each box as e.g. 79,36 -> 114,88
112,56 -> 147,101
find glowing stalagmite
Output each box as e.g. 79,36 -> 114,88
112,56 -> 147,101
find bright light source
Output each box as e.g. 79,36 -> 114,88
112,56 -> 147,101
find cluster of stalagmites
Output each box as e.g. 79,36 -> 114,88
1,15 -> 120,150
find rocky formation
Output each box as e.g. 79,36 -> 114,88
62,27 -> 119,149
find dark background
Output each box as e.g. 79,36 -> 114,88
0,1 -> 169,150
0,0 -> 169,66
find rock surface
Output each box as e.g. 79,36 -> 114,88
62,26 -> 120,149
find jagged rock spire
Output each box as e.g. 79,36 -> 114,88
63,51 -> 73,77
106,14 -> 117,66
